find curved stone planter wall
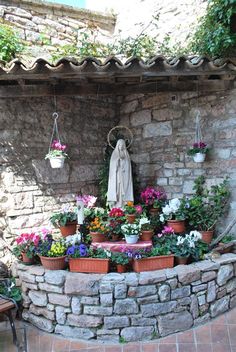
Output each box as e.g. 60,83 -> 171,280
15,254 -> 236,342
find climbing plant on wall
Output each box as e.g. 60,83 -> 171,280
189,0 -> 236,57
0,22 -> 23,62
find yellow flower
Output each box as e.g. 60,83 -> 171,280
127,201 -> 134,207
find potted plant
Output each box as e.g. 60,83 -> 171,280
187,141 -> 208,163
45,139 -> 68,168
107,208 -> 126,241
111,252 -> 129,273
140,187 -> 167,216
186,176 -> 230,243
38,240 -> 67,270
121,223 -> 140,244
89,217 -> 107,242
124,202 -> 138,223
67,245 -> 110,273
12,232 -> 40,264
160,198 -> 187,233
172,230 -> 203,265
50,204 -> 77,237
129,246 -> 174,272
217,234 -> 235,254
139,217 -> 154,241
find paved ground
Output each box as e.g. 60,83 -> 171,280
0,307 -> 236,351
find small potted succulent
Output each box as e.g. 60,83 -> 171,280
111,252 -> 129,273
89,217 -> 107,243
121,223 -> 140,244
67,245 -> 110,273
187,141 -> 208,163
140,187 -> 167,216
160,198 -> 187,233
139,217 -> 154,241
45,139 -> 68,169
50,204 -> 77,237
13,232 -> 41,264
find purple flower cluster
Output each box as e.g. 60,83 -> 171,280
193,141 -> 207,149
140,187 -> 167,206
125,248 -> 151,260
66,244 -> 88,257
51,139 -> 67,151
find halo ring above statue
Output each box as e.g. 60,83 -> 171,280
107,125 -> 133,149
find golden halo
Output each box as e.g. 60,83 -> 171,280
107,125 -> 133,149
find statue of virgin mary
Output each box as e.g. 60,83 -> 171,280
107,139 -> 134,208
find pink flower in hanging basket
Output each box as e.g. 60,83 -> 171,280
45,140 -> 68,159
187,141 -> 208,156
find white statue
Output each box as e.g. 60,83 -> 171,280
107,139 -> 134,208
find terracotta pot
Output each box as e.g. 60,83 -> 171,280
116,264 -> 126,273
175,256 -> 188,265
90,232 -> 106,243
132,255 -> 174,272
200,230 -> 214,244
60,222 -> 77,237
111,233 -> 120,242
140,230 -> 154,241
21,252 -> 34,264
167,220 -> 186,233
149,208 -> 159,216
69,257 -> 109,273
126,214 -> 136,224
39,255 -> 66,270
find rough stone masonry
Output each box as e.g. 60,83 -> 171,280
14,253 -> 236,342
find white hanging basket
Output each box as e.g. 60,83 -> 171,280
49,156 -> 65,169
193,153 -> 206,163
125,235 -> 139,244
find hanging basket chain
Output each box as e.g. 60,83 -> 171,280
48,112 -> 61,153
194,110 -> 203,144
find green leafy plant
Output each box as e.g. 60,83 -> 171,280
220,233 -> 234,243
172,231 -> 206,259
111,252 -> 129,265
189,0 -> 236,57
0,23 -> 23,62
0,278 -> 22,303
50,204 -> 77,227
186,176 -> 230,231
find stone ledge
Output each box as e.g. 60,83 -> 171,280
17,253 -> 236,342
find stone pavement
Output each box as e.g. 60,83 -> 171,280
1,307 -> 236,351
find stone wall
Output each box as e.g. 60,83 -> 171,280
15,253 -> 236,342
0,0 -> 115,61
0,96 -> 117,261
119,89 -> 236,231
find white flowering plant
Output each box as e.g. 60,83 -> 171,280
64,233 -> 82,247
160,198 -> 188,222
121,223 -> 140,236
138,217 -> 153,231
172,231 -> 208,260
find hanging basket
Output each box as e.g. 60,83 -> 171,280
193,153 -> 206,163
49,156 -> 65,169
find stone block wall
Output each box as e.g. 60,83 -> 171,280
15,253 -> 236,342
119,89 -> 236,231
0,96 -> 117,260
0,0 -> 115,61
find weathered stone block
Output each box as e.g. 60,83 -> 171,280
217,264 -> 234,286
114,283 -> 127,298
158,285 -> 170,302
80,296 -> 99,305
28,290 -> 47,307
139,270 -> 166,285
141,301 -> 177,317
67,314 -> 102,327
192,284 -> 207,293
36,276 -> 44,283
121,326 -> 154,342
210,296 -> 230,317
175,265 -> 201,285
104,316 -> 129,329
101,273 -> 124,282
100,293 -> 113,306
84,305 -> 113,316
190,295 -> 199,319
131,316 -> 156,326
171,286 -> 191,299
198,295 -> 206,306
137,295 -> 159,305
201,271 -> 217,283
28,266 -> 45,276
226,278 -> 236,293
99,282 -> 113,293
143,122 -> 172,138
22,311 -> 53,332
128,285 -> 157,297
131,110 -> 151,126
114,299 -> 138,315
194,313 -> 210,326
158,311 -> 193,336
38,283 -> 63,294
48,293 -> 71,307
20,272 -> 36,284
65,273 -> 101,295
45,271 -> 66,286
56,306 -> 66,324
71,297 -> 82,314
29,304 -> 54,320
55,325 -> 95,340
207,281 -> 216,303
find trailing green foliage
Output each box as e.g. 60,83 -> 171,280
189,0 -> 236,56
0,278 -> 22,302
0,23 -> 23,62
